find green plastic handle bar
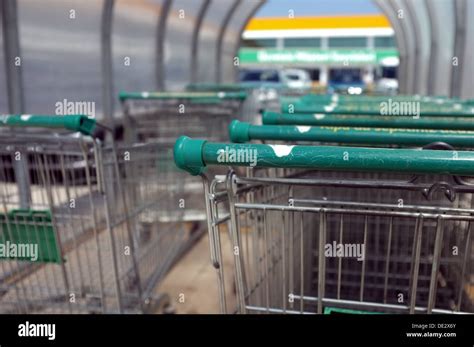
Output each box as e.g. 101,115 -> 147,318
262,111 -> 474,131
174,136 -> 474,176
119,91 -> 247,101
281,101 -> 474,117
297,94 -> 471,105
0,114 -> 96,135
186,83 -> 246,92
229,120 -> 474,147
324,307 -> 383,314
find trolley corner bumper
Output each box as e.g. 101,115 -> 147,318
229,120 -> 250,143
174,136 -> 207,176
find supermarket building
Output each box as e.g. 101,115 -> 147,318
239,14 -> 399,87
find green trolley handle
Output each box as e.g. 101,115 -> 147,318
0,114 -> 96,136
174,136 -> 474,176
281,101 -> 474,117
229,120 -> 474,147
262,111 -> 474,131
296,94 -> 472,106
186,83 -> 247,92
119,91 -> 247,102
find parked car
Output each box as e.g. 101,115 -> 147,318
239,69 -> 284,101
328,68 -> 367,95
374,62 -> 399,95
281,69 -> 312,93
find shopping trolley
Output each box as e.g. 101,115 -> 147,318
119,90 -> 254,221
119,91 -> 248,143
227,119 -> 474,313
186,83 -> 265,119
0,115 -> 189,313
174,137 -> 474,314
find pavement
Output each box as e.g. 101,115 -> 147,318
155,229 -> 236,314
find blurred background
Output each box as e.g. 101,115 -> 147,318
0,0 -> 473,314
1,0 -> 473,121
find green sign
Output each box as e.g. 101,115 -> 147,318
239,48 -> 398,65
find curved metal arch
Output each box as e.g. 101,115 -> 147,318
459,0 -> 474,98
399,0 -> 418,94
391,0 -> 416,95
215,0 -> 240,83
156,0 -> 173,91
1,0 -> 30,209
451,0 -> 467,98
232,0 -> 266,82
101,0 -> 115,123
425,0 -> 437,95
1,0 -> 23,113
375,0 -> 408,94
425,0 -> 456,96
190,0 -> 211,84
389,1 -> 410,94
405,0 -> 430,95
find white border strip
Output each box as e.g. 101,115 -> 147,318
243,28 -> 394,39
